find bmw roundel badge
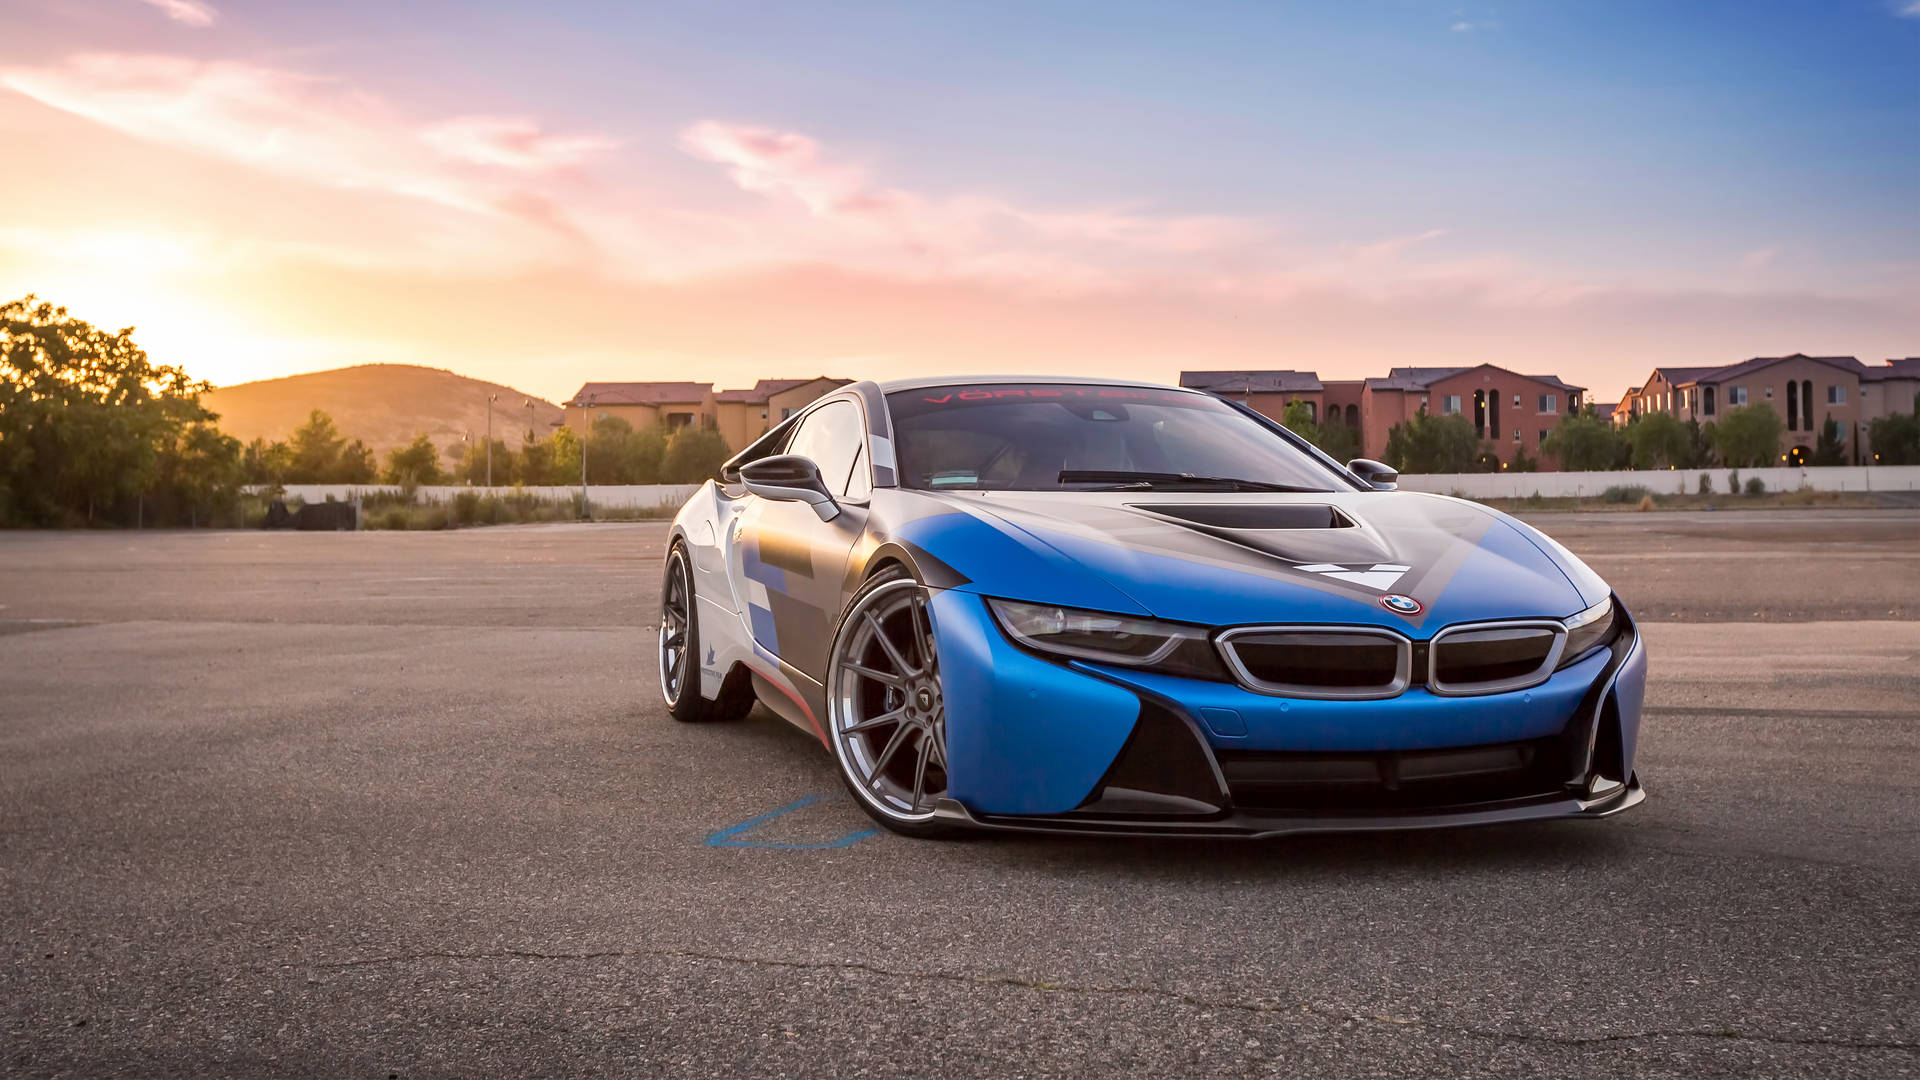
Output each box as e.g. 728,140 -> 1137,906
1381,594 -> 1422,616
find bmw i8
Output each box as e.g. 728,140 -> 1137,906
660,377 -> 1645,838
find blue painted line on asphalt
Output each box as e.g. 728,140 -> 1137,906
705,794 -> 880,850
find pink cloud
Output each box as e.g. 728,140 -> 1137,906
422,115 -> 617,172
0,54 -> 615,220
138,0 -> 217,28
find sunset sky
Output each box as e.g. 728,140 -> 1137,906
3,1 -> 1916,406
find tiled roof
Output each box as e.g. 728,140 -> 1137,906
1591,403 -> 1618,420
567,381 -> 712,407
1383,366 -> 1466,387
1377,365 -> 1585,392
1692,354 -> 1863,384
714,378 -> 832,404
1180,370 -> 1324,394
1862,358 -> 1920,382
1651,366 -> 1725,387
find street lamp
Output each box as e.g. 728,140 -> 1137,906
486,394 -> 499,487
580,392 -> 597,521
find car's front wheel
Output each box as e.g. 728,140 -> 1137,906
827,570 -> 958,838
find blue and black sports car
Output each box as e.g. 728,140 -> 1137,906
661,377 -> 1645,838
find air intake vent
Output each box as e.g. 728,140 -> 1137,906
1132,504 -> 1352,530
1217,737 -> 1566,812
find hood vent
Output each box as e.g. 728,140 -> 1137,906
1128,502 -> 1392,566
1130,504 -> 1354,530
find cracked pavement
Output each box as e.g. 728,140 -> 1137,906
2,516 -> 1917,1078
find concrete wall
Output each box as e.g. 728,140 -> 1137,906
267,484 -> 704,509
1395,465 -> 1920,498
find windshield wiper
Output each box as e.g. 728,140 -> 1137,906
1056,470 -> 1322,493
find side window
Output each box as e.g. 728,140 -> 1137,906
782,399 -> 867,498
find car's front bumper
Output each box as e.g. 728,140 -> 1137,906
928,589 -> 1647,836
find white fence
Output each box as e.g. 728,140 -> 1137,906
259,467 -> 1920,507
265,484 -> 703,509
1395,465 -> 1920,499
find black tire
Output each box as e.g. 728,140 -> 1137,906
826,566 -> 962,839
661,544 -> 754,723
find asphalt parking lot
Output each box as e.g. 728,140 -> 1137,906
3,509 -> 1917,1078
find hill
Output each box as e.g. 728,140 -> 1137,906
202,365 -> 566,456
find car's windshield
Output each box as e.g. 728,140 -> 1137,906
886,384 -> 1347,492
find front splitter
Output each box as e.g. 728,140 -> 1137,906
931,774 -> 1645,839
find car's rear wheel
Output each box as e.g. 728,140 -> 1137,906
827,570 -> 958,838
661,544 -> 752,723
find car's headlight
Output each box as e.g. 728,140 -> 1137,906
1559,596 -> 1618,666
986,598 -> 1226,679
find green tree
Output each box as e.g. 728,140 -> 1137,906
1867,412 -> 1920,465
1541,410 -> 1622,471
1811,415 -> 1847,466
585,415 -> 667,483
1509,446 -> 1538,473
1714,403 -> 1784,468
243,438 -> 292,485
286,409 -> 347,482
1627,411 -> 1691,469
544,425 -> 583,485
661,426 -> 733,482
338,439 -> 376,484
382,433 -> 445,485
0,295 -> 225,525
154,421 -> 244,526
1381,411 -> 1478,474
1273,400 -> 1362,463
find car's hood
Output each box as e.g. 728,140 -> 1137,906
912,489 -> 1603,634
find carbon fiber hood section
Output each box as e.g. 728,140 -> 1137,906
926,489 -> 1591,634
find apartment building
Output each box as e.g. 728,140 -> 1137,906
564,377 -> 848,451
1617,354 -> 1920,463
1183,365 -> 1584,468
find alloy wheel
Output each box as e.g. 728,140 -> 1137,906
829,578 -> 949,822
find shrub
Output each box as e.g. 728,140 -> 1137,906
1726,469 -> 1740,494
1600,484 -> 1651,504
1697,473 -> 1712,495
451,489 -> 480,526
378,506 -> 411,530
1744,477 -> 1765,496
1637,494 -> 1655,511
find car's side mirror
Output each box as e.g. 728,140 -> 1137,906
1348,458 -> 1398,491
739,454 -> 840,521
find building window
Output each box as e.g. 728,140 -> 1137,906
1764,386 -> 1772,399
1704,386 -> 1715,415
1828,385 -> 1845,404
1729,386 -> 1747,405
1512,394 -> 1521,407
1512,428 -> 1521,443
1538,394 -> 1557,413
1538,429 -> 1548,445
1443,395 -> 1461,415
665,412 -> 693,430
780,407 -> 796,420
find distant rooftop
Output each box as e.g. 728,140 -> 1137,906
714,377 -> 848,403
1685,354 -> 1863,385
1179,369 -> 1324,394
566,381 -> 712,407
1376,364 -> 1586,393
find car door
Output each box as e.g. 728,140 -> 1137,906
728,397 -> 872,683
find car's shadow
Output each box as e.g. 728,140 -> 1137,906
710,705 -> 1644,879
